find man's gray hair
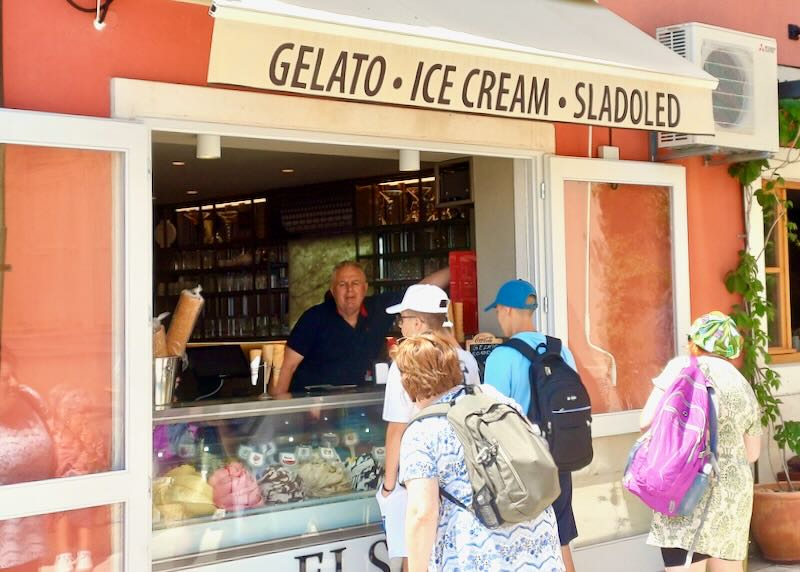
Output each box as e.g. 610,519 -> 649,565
330,260 -> 366,288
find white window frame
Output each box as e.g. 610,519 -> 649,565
546,156 -> 690,436
0,108 -> 151,570
123,95 -> 547,565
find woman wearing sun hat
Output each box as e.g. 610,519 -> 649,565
639,311 -> 762,571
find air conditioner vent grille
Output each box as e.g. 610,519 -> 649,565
703,46 -> 753,131
657,28 -> 687,58
658,132 -> 691,145
655,23 -> 777,154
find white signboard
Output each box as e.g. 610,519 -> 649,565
191,534 -> 393,572
208,17 -> 715,134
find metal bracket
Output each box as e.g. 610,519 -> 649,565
704,150 -> 774,166
649,136 -> 774,166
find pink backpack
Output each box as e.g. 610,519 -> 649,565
623,356 -> 717,516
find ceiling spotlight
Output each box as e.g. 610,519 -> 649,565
186,190 -> 199,195
281,168 -> 295,174
172,161 -> 186,167
399,149 -> 420,172
196,134 -> 221,160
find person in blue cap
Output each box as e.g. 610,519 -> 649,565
483,278 -> 579,572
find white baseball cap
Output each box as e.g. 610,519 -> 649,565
386,284 -> 450,315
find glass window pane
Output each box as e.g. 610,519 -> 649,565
564,181 -> 675,413
152,401 -> 384,560
573,433 -> 652,546
0,503 -> 123,570
786,189 -> 800,340
765,272 -> 783,347
0,144 -> 123,484
763,203 -> 778,268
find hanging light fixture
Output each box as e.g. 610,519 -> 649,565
398,149 -> 420,172
196,134 -> 222,160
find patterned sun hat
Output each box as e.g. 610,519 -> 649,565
688,311 -> 743,359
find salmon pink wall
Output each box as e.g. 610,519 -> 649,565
2,0 -> 211,116
682,157 -> 744,316
2,0 -> 745,325
555,122 -> 744,321
599,0 -> 800,67
564,182 -> 675,413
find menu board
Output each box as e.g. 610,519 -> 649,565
466,333 -> 504,382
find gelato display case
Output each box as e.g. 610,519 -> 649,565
151,388 -> 386,571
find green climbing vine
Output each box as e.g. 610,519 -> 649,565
725,99 -> 800,488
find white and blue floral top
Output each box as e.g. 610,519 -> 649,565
400,386 -> 564,572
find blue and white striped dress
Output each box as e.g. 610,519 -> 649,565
400,386 -> 564,572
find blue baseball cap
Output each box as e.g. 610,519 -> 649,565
484,279 -> 538,311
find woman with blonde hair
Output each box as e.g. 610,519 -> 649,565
395,332 -> 563,572
640,311 -> 761,571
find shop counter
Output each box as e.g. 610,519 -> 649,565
152,387 -> 388,571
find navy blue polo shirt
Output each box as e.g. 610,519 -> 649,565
286,291 -> 403,390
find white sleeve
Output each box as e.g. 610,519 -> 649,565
652,357 -> 688,391
382,363 -> 415,423
460,350 -> 481,385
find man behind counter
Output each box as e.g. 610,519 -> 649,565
269,261 -> 450,395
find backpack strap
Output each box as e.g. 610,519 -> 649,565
707,387 -> 719,463
439,487 -> 471,513
545,335 -> 562,355
685,371 -> 720,567
694,357 -> 719,464
407,385 -> 472,427
403,394 -> 474,515
501,337 -> 542,361
500,337 -> 549,422
407,403 -> 450,427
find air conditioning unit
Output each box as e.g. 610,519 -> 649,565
656,22 -> 778,154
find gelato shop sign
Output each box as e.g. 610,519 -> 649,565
208,18 -> 713,133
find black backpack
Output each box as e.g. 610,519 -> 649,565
501,337 -> 593,472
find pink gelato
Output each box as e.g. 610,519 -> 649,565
209,462 -> 264,511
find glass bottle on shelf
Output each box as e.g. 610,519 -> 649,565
177,208 -> 202,246
355,184 -> 374,228
217,209 -> 239,244
402,182 -> 421,224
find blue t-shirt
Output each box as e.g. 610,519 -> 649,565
483,332 -> 577,413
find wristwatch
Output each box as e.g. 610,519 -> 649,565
382,483 -> 395,493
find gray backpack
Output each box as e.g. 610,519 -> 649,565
409,385 -> 560,529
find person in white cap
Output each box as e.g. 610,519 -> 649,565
376,284 -> 480,570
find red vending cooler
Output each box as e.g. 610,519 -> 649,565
449,250 -> 478,337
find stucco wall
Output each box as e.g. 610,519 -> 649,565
3,0 -> 212,116
473,157 -> 516,333
599,0 -> 800,68
2,0 -> 755,422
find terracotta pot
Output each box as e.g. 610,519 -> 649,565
751,483 -> 800,563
